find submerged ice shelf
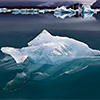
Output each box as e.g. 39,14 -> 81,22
1,30 -> 100,92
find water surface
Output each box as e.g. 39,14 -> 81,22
0,13 -> 100,99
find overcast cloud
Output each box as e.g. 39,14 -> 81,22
0,0 -> 99,7
0,0 -> 97,4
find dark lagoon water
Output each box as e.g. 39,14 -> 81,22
0,13 -> 100,99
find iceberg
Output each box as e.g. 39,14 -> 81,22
81,5 -> 100,19
1,29 -> 100,92
20,9 -> 30,14
12,9 -> 20,14
2,8 -> 8,13
54,6 -> 76,19
1,29 -> 100,68
82,5 -> 97,13
0,8 -> 11,13
39,10 -> 45,14
45,9 -> 54,12
55,6 -> 76,13
29,9 -> 34,14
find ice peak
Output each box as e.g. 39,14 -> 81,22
40,29 -> 51,37
28,29 -> 52,46
42,29 -> 48,33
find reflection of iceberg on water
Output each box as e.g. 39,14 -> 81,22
1,30 -> 100,92
54,11 -> 76,19
81,12 -> 94,19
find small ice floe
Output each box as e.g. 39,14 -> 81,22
12,8 -> 39,15
39,9 -> 45,14
0,8 -> 11,13
20,9 -> 30,14
0,8 -> 2,13
94,9 -> 100,13
12,9 -> 20,14
29,9 -> 34,14
7,9 -> 12,13
39,9 -> 53,14
33,9 -> 39,14
2,8 -> 8,13
44,9 -> 54,12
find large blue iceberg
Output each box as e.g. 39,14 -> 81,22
1,30 -> 100,64
1,30 -> 100,92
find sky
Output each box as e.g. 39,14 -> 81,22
0,0 -> 99,7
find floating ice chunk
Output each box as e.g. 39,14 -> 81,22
39,9 -> 45,14
82,5 -> 97,13
81,5 -> 99,19
39,9 -> 53,13
29,9 -> 34,14
2,8 -> 8,13
12,9 -> 20,14
0,8 -> 8,13
7,9 -> 12,12
44,9 -> 54,12
20,9 -> 30,14
0,8 -> 2,13
55,6 -> 76,13
34,9 -> 39,12
94,9 -> 100,13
